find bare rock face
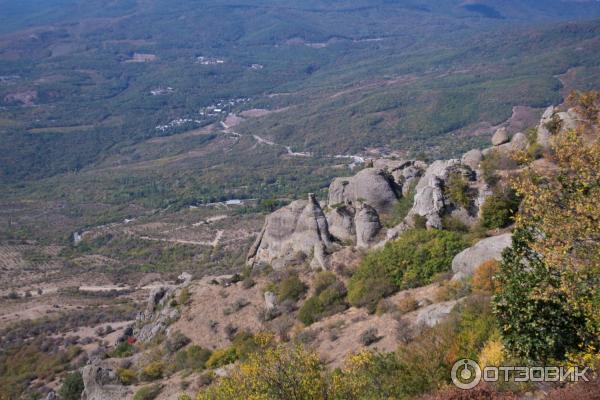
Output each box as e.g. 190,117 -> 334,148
491,127 -> 510,146
510,132 -> 528,151
451,233 -> 512,280
354,204 -> 381,249
408,160 -> 462,229
248,193 -> 333,269
461,149 -> 483,170
414,300 -> 459,327
537,106 -> 556,149
81,364 -> 130,400
326,206 -> 356,243
328,168 -> 399,214
135,283 -> 183,342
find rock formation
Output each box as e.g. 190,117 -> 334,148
354,204 -> 381,248
81,364 -> 130,400
247,193 -> 333,269
327,167 -> 399,214
451,233 -> 512,280
407,160 -> 465,229
491,127 -> 510,146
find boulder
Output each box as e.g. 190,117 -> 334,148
264,291 -> 277,310
414,300 -> 458,327
326,206 -> 355,242
81,364 -> 130,400
491,127 -> 509,146
248,193 -> 333,269
354,204 -> 381,248
537,106 -> 556,149
408,160 -> 461,229
328,168 -> 398,214
461,149 -> 483,170
451,233 -> 512,280
510,132 -> 528,151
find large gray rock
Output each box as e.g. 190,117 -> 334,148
81,364 -> 130,400
414,300 -> 458,327
326,206 -> 355,243
248,193 -> 333,269
491,127 -> 509,146
328,168 -> 398,214
451,233 -> 512,280
537,106 -> 556,149
407,160 -> 461,229
510,132 -> 528,151
354,204 -> 381,249
461,149 -> 483,170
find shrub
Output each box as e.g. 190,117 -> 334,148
298,276 -> 347,325
360,328 -> 381,346
58,372 -> 84,400
447,173 -> 473,209
493,229 -> 587,361
117,368 -> 137,385
140,361 -> 164,381
298,297 -> 324,325
166,331 -> 191,353
348,229 -> 467,311
397,294 -> 419,314
110,341 -> 135,358
175,345 -> 212,371
471,259 -> 500,294
480,188 -> 520,229
133,384 -> 162,400
178,288 -> 190,305
206,347 -> 237,368
276,275 -> 307,302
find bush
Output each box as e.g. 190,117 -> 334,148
447,173 -> 473,209
206,347 -> 238,368
276,274 -> 307,302
472,260 -> 500,294
481,189 -> 520,229
133,385 -> 162,400
140,361 -> 164,381
58,372 -> 84,400
493,229 -> 587,361
360,328 -> 381,346
178,288 -> 190,305
397,294 -> 419,314
348,229 -> 467,311
175,345 -> 212,371
298,275 -> 347,325
165,331 -> 191,353
117,368 -> 137,385
111,341 -> 134,358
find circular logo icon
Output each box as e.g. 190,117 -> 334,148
451,359 -> 482,390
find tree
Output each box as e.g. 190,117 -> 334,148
58,372 -> 84,400
511,95 -> 600,351
493,228 -> 586,361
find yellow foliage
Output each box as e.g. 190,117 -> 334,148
471,259 -> 500,294
478,338 -> 505,368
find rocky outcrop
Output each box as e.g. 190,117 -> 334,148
81,364 -> 130,400
491,127 -> 510,146
354,204 -> 381,248
134,275 -> 192,342
328,168 -> 399,214
451,233 -> 512,280
413,300 -> 459,327
537,106 -> 580,149
461,149 -> 483,170
326,206 -> 355,242
407,160 -> 463,229
248,193 -> 333,269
